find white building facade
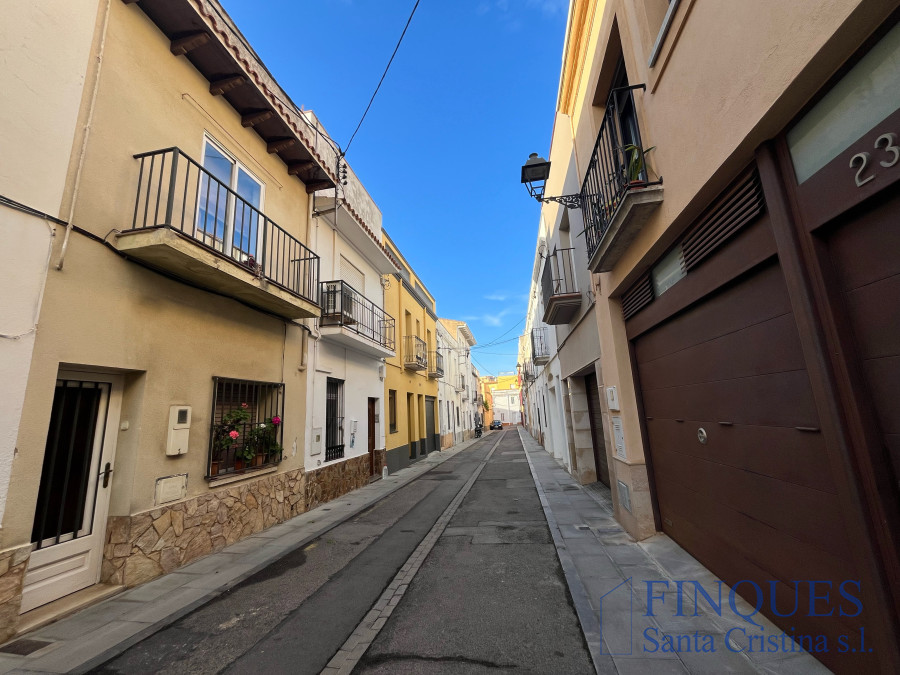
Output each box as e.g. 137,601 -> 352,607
436,319 -> 477,447
491,387 -> 521,426
305,186 -> 398,479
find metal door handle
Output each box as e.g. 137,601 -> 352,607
102,462 -> 113,488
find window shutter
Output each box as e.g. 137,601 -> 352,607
340,255 -> 365,294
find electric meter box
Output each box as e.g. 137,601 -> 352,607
166,405 -> 192,456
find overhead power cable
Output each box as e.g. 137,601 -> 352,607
471,356 -> 496,377
472,336 -> 521,349
343,0 -> 421,157
473,316 -> 526,349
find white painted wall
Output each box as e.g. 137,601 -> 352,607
0,0 -> 101,523
306,343 -> 384,468
305,217 -> 388,468
493,388 -> 521,424
0,212 -> 55,523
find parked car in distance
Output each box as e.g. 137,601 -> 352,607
490,420 -> 502,430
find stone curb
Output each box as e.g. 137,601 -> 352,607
518,427 -> 617,675
2,436 -> 490,675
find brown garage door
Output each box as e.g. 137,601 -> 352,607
826,189 -> 900,489
635,259 -> 875,671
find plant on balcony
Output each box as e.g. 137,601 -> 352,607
211,404 -> 251,475
624,144 -> 656,185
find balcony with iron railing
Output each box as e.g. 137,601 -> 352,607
522,361 -> 536,383
532,327 -> 552,365
542,247 -> 581,325
117,148 -> 320,319
581,85 -> 663,273
403,335 -> 427,371
428,351 -> 444,379
319,280 -> 395,358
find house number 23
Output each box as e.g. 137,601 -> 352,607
850,132 -> 899,187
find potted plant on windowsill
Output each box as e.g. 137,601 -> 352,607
246,414 -> 283,467
212,404 -> 251,474
623,144 -> 655,188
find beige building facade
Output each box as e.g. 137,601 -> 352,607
0,0 -> 386,639
525,0 -> 900,671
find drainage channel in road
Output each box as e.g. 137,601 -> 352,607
352,430 -> 595,675
321,433 -> 504,674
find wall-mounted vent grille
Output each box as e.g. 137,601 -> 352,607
617,479 -> 632,513
622,272 -> 652,320
681,168 -> 765,271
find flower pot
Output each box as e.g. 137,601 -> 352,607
210,460 -> 220,476
252,453 -> 265,467
234,457 -> 245,472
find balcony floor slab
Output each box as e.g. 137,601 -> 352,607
116,227 -> 319,319
587,185 -> 664,274
318,325 -> 395,358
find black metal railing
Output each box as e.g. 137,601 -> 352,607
208,377 -> 284,478
403,335 -> 427,369
325,419 -> 344,462
428,351 -> 444,378
320,280 -> 395,351
522,362 -> 536,382
532,327 -> 551,362
130,148 -> 320,305
542,247 -> 577,304
581,85 -> 661,259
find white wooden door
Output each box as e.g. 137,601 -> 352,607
21,372 -> 123,613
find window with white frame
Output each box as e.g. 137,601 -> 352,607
197,137 -> 263,260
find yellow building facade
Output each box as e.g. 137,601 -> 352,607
382,232 -> 439,472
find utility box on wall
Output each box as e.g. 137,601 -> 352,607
166,405 -> 191,456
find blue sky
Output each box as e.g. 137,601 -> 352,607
220,0 -> 568,376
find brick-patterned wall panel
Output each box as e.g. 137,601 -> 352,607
305,455 -> 370,511
373,449 -> 386,476
0,544 -> 32,642
102,469 -> 306,588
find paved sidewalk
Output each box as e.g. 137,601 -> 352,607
0,439 -> 481,675
519,427 -> 831,675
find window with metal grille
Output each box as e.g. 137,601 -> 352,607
208,377 -> 284,478
326,378 -> 345,462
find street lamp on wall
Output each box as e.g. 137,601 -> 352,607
520,153 -> 583,209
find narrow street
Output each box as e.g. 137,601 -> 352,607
91,430 -> 592,674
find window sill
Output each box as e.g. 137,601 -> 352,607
206,465 -> 278,487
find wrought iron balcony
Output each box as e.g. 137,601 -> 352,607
319,280 -> 395,358
428,351 -> 444,379
118,148 -> 320,319
522,361 -> 536,383
403,335 -> 427,370
581,85 -> 663,273
542,247 -> 580,324
532,327 -> 551,365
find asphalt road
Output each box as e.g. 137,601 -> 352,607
92,430 -> 592,674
